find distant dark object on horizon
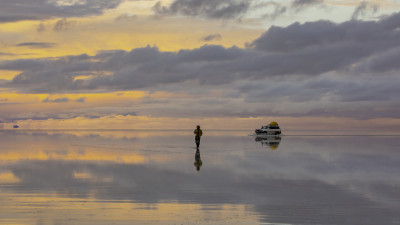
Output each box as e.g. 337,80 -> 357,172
13,125 -> 19,128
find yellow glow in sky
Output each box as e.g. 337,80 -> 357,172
0,172 -> 20,183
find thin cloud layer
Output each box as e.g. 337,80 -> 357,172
259,2 -> 287,19
351,1 -> 379,20
42,97 -> 69,103
152,0 -> 329,20
292,0 -> 323,7
15,42 -> 58,48
202,34 -> 222,42
153,0 -> 251,19
1,107 -> 138,123
0,0 -> 123,23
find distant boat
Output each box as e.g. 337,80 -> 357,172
13,125 -> 19,128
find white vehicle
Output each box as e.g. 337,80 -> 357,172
255,122 -> 281,135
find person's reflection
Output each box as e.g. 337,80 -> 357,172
194,148 -> 202,171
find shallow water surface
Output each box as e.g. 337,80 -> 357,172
0,130 -> 399,224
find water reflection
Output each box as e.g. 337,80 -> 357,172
194,148 -> 202,171
255,135 -> 282,149
0,130 -> 400,224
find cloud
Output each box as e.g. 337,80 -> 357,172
0,52 -> 15,56
259,2 -> 287,19
2,133 -> 400,224
2,12 -> 400,119
36,22 -> 46,32
0,0 -> 124,23
35,19 -> 76,32
42,97 -> 69,103
115,14 -> 138,22
247,13 -> 400,54
151,0 -> 324,21
0,58 -> 50,70
351,1 -> 379,20
255,0 -> 324,20
152,0 -> 250,20
202,34 -> 222,42
53,18 -> 76,32
120,112 -> 138,116
3,109 -> 137,123
291,0 -> 324,9
0,102 -> 140,123
76,97 -> 86,103
15,42 -> 58,48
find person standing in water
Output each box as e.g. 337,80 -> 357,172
194,125 -> 203,148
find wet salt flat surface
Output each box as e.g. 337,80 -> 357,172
1,129 -> 400,225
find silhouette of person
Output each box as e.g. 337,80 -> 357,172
194,125 -> 202,148
194,148 -> 202,171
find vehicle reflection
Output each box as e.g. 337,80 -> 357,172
194,148 -> 202,171
255,136 -> 282,150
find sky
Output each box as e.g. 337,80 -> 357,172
1,0 -> 400,130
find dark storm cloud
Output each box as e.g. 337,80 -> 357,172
153,0 -> 250,20
16,42 -> 57,48
0,0 -> 123,23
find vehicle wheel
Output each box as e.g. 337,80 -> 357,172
275,132 -> 279,135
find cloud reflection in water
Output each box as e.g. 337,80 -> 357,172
0,130 -> 400,224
